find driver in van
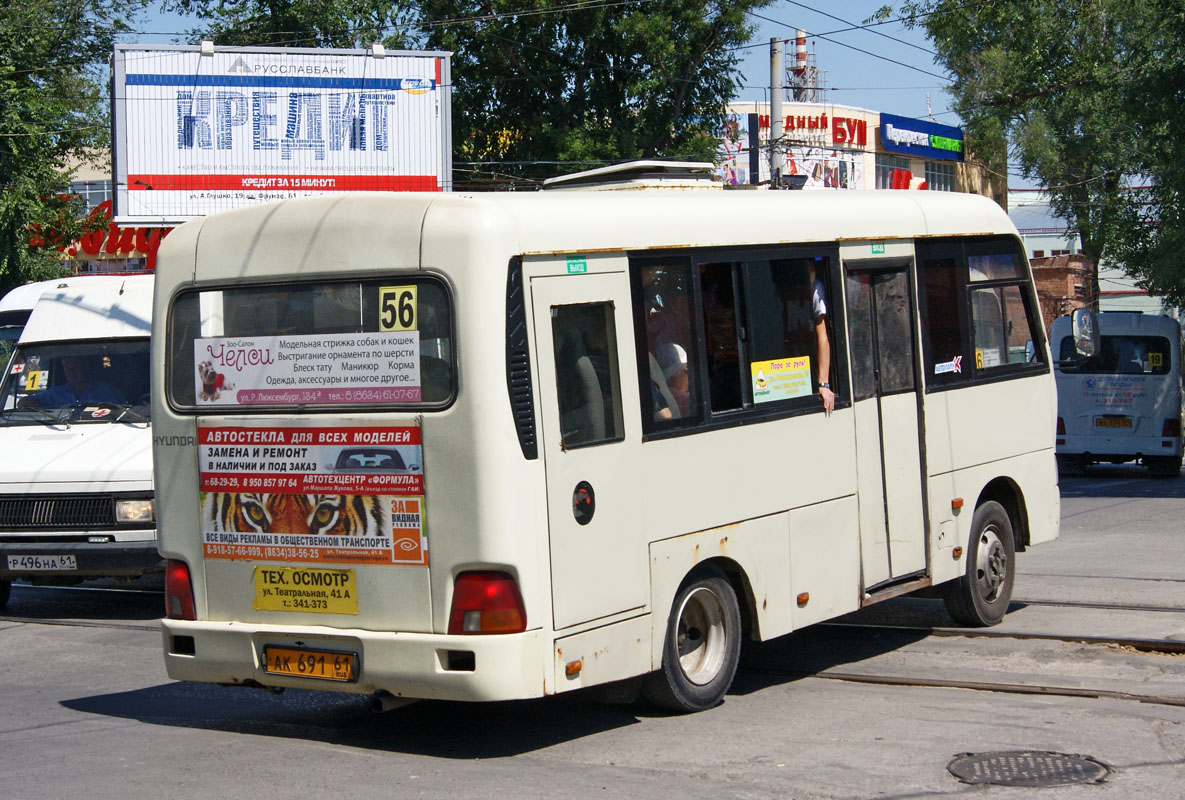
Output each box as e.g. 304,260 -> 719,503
19,355 -> 125,409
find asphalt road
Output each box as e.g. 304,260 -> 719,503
2,466 -> 1183,800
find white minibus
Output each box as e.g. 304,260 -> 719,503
153,189 -> 1059,712
0,279 -> 67,365
0,275 -> 158,609
1052,311 -> 1183,476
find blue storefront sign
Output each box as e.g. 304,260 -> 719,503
879,113 -> 964,162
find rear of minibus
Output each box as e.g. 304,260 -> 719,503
1053,312 -> 1183,475
153,194 -> 550,701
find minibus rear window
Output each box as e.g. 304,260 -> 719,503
1058,334 -> 1172,375
168,278 -> 454,410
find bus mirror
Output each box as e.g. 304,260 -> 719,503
1071,308 -> 1100,357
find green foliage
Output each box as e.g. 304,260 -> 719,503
165,0 -> 418,49
1106,1 -> 1185,306
894,0 -> 1185,305
0,0 -> 142,293
896,0 -> 1138,273
177,0 -> 770,188
420,0 -> 768,187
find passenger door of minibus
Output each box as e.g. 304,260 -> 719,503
844,258 -> 928,587
531,272 -> 646,630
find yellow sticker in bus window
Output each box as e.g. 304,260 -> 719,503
1150,352 -> 1164,368
975,349 -> 984,370
253,567 -> 358,614
25,370 -> 46,391
378,285 -> 418,331
751,356 -> 811,403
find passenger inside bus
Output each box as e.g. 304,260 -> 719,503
655,342 -> 690,417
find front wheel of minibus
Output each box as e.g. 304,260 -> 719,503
945,501 -> 1015,627
643,566 -> 741,712
0,578 -> 10,610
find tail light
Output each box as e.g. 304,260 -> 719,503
165,559 -> 196,621
1056,417 -> 1066,435
1163,418 -> 1181,437
448,571 -> 526,634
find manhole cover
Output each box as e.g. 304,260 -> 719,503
948,751 -> 1111,787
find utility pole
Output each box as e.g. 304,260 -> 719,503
770,37 -> 783,189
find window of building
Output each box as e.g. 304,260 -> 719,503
69,180 -> 112,211
1032,250 -> 1045,258
924,161 -> 956,192
875,154 -> 911,189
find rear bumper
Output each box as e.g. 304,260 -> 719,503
0,538 -> 161,579
161,619 -> 547,702
1057,434 -> 1181,460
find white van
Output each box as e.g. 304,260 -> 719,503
0,279 -> 67,365
0,275 -> 158,608
1052,311 -> 1183,476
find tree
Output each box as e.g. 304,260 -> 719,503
419,0 -> 772,188
165,0 -> 418,49
889,0 -> 1148,307
177,0 -> 773,187
0,0 -> 143,292
1108,1 -> 1185,306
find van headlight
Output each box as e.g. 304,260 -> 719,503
116,498 -> 155,523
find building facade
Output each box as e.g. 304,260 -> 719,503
720,101 -> 1004,206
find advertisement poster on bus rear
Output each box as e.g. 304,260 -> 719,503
197,422 -> 427,566
194,331 -> 421,406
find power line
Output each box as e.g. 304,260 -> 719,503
777,0 -> 937,56
746,9 -> 950,81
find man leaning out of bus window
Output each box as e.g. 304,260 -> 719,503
810,265 -> 835,415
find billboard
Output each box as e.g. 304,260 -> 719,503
719,112 -> 866,189
879,113 -> 964,162
112,44 -> 452,224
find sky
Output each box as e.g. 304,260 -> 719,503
735,1 -> 956,123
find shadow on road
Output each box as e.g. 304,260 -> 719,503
62,681 -> 649,756
5,579 -> 163,622
1059,465 -> 1185,499
60,605 -> 939,756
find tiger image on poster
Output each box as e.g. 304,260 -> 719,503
201,492 -> 390,538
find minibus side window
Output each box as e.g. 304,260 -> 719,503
700,263 -> 744,413
632,248 -> 841,437
918,251 -> 970,387
968,250 -> 1042,371
919,236 -> 1046,390
745,256 -> 836,407
551,303 -> 624,448
637,259 -> 702,428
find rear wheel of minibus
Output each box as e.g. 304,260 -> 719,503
643,566 -> 741,712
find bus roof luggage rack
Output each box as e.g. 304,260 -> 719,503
542,160 -> 721,191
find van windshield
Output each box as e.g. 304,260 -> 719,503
0,339 -> 151,426
168,277 -> 454,410
1058,334 -> 1172,375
